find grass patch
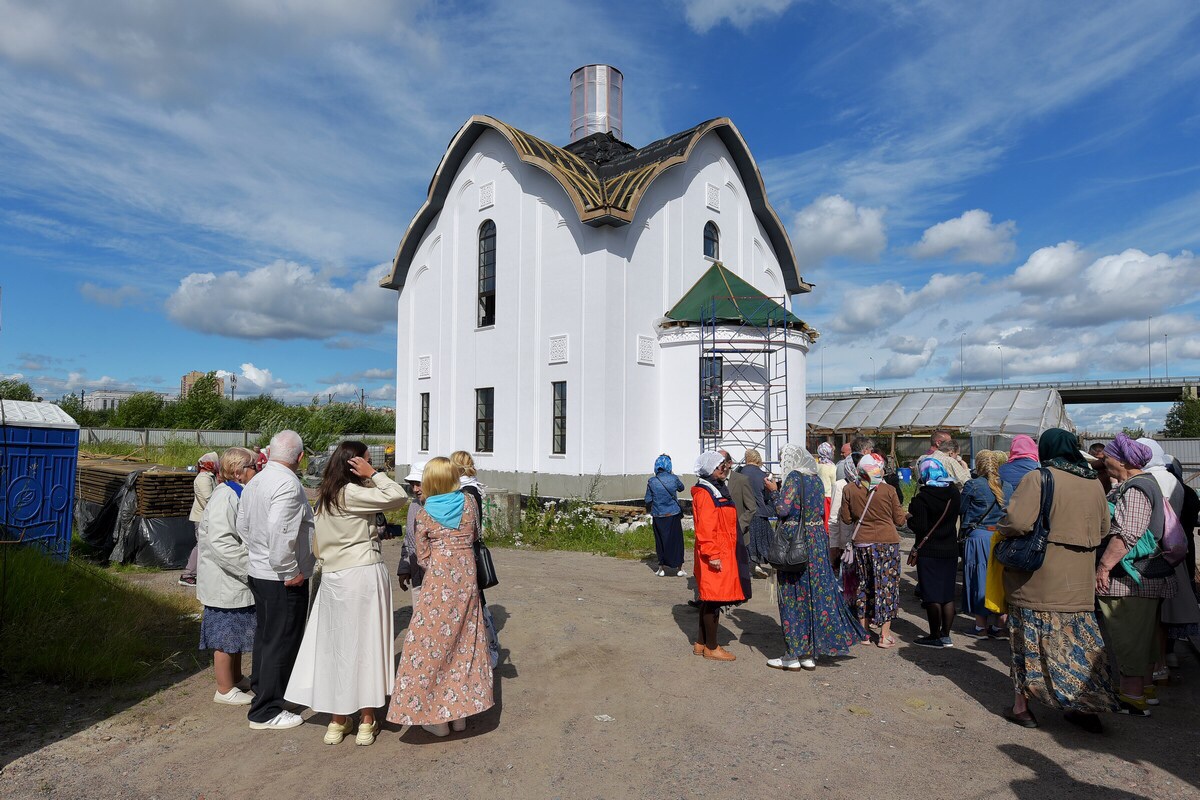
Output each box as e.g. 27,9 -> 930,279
80,440 -> 214,469
488,497 -> 694,560
0,546 -> 203,685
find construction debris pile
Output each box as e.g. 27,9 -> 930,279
75,459 -> 197,567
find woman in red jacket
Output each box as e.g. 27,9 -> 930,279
692,451 -> 745,661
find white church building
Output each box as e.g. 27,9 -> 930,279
382,65 -> 817,498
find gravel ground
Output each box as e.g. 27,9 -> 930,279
2,540 -> 1198,800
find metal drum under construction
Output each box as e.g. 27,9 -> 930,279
570,64 -> 623,142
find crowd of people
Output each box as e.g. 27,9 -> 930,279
649,427 -> 1199,733
185,422 -> 1199,741
191,430 -> 495,744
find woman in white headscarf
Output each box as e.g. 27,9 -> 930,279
690,451 -> 743,662
840,454 -> 908,648
767,444 -> 867,671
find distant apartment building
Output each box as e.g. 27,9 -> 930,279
181,371 -> 225,398
83,389 -> 138,411
83,389 -> 174,411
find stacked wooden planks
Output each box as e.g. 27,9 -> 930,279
77,459 -> 198,518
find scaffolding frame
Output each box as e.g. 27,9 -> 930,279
699,294 -> 791,468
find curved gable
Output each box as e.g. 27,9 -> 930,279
381,115 -> 810,294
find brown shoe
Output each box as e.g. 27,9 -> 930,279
693,642 -> 705,656
703,646 -> 736,662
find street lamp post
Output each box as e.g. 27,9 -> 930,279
230,374 -> 237,401
1148,316 -> 1153,380
869,356 -> 876,391
959,333 -> 965,388
997,345 -> 1004,385
1164,334 -> 1169,379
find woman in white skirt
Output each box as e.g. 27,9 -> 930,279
285,441 -> 406,746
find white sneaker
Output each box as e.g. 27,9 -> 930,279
422,723 -> 450,737
676,569 -> 687,577
213,687 -> 252,705
766,656 -> 802,671
249,710 -> 304,730
798,658 -> 816,671
655,568 -> 666,577
450,718 -> 466,732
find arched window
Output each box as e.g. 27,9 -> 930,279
478,220 -> 496,327
703,221 -> 720,260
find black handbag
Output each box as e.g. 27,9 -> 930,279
475,540 -> 499,590
766,477 -> 810,572
995,468 -> 1054,572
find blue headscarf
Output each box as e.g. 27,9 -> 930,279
918,456 -> 951,488
424,490 -> 465,529
654,454 -> 673,474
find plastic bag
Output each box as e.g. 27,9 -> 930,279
984,531 -> 1007,614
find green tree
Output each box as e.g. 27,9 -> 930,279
113,392 -> 166,428
0,378 -> 36,401
1162,396 -> 1200,438
175,372 -> 224,428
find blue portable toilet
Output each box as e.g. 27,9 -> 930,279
0,400 -> 80,560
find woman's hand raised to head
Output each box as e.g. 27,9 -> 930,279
348,456 -> 376,479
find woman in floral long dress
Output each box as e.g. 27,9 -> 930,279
768,443 -> 866,671
386,457 -> 494,737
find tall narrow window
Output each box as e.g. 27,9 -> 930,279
699,356 -> 723,437
478,220 -> 496,327
475,387 -> 494,453
551,381 -> 567,455
419,392 -> 430,451
703,221 -> 720,260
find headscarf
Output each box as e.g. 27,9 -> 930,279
1167,456 -> 1184,482
974,450 -> 1006,504
424,490 -> 465,529
918,456 -> 951,488
1136,437 -> 1169,471
816,442 -> 835,465
1039,427 -> 1097,478
1102,432 -> 1152,469
780,443 -> 817,477
198,452 -> 220,474
695,451 -> 725,478
855,454 -> 884,487
654,454 -> 673,474
1008,435 -> 1038,463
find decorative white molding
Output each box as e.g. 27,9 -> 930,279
636,335 -> 655,366
417,355 -> 432,379
479,181 -> 495,210
548,334 -> 569,364
705,182 -> 721,212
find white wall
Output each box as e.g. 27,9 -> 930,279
394,127 -> 809,476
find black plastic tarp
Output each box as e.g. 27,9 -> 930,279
73,467 -> 195,568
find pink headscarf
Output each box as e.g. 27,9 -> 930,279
1009,435 -> 1038,463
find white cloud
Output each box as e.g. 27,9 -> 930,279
166,259 -> 395,339
1008,241 -> 1089,294
791,194 -> 887,269
912,209 -> 1017,264
877,338 -> 938,379
1020,248 -> 1200,327
829,271 -> 981,333
368,383 -> 395,401
79,282 -> 144,308
680,0 -> 800,32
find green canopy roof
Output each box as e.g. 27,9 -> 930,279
665,263 -> 803,327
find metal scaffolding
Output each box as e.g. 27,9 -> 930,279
699,294 -> 791,467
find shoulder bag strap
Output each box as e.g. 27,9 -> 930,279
848,486 -> 877,545
913,498 -> 953,554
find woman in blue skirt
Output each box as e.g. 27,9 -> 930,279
767,443 -> 866,671
960,450 -> 1011,637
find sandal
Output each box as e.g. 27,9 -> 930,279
876,636 -> 896,649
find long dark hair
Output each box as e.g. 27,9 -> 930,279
315,440 -> 369,514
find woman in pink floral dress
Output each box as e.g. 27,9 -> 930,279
386,457 -> 494,737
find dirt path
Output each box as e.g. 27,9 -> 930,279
2,541 -> 1198,800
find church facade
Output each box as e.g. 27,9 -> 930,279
382,69 -> 815,498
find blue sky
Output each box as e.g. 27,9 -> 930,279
1,0 -> 1198,431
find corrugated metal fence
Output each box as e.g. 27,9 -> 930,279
79,429 -> 394,449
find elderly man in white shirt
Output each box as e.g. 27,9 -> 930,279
236,430 -> 315,730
